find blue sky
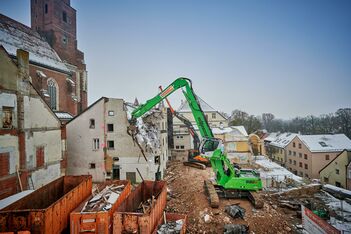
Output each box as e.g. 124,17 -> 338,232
1,0 -> 350,119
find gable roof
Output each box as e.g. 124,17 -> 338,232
270,132 -> 298,148
177,95 -> 227,119
66,97 -> 107,125
212,126 -> 248,136
319,149 -> 351,173
178,95 -> 216,113
298,134 -> 351,153
0,14 -> 70,74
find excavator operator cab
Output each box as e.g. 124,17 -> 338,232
200,138 -> 222,157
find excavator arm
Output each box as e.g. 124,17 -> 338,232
130,77 -> 213,139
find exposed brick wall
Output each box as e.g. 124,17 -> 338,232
29,65 -> 78,116
0,153 -> 10,177
36,147 -> 45,168
0,175 -> 18,200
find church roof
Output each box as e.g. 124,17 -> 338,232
0,14 -> 70,73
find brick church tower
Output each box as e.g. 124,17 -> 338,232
31,0 -> 87,114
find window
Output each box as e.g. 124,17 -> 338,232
293,160 -> 296,165
289,159 -> 292,164
293,142 -> 296,148
48,79 -> 58,110
62,35 -> 67,45
89,119 -> 95,129
299,153 -> 302,158
36,146 -> 44,168
304,164 -> 308,169
289,150 -> 292,155
336,169 -> 339,175
108,111 -> 114,116
2,106 -> 13,128
305,174 -> 309,178
299,162 -> 302,168
293,151 -> 296,156
304,154 -> 308,160
180,136 -> 183,139
325,155 -> 330,160
45,4 -> 48,14
324,177 -> 329,183
89,163 -> 96,169
154,155 -> 160,164
107,124 -> 114,132
212,113 -> 216,119
176,146 -> 179,149
0,153 -> 10,177
298,143 -> 302,149
107,140 -> 115,150
62,11 -> 67,22
180,145 -> 184,149
335,181 -> 341,187
319,141 -> 327,147
93,138 -> 99,150
299,171 -> 303,176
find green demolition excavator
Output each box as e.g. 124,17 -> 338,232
128,77 -> 263,208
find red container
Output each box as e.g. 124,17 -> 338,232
113,180 -> 167,234
70,180 -> 131,234
0,175 -> 92,234
153,213 -> 187,234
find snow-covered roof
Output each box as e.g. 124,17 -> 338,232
0,14 -> 70,73
298,134 -> 351,153
210,126 -> 248,137
54,111 -> 73,120
264,132 -> 280,142
178,96 -> 216,113
270,132 -> 298,148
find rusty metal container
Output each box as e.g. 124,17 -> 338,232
70,180 -> 131,234
153,213 -> 187,234
113,180 -> 167,234
0,175 -> 92,234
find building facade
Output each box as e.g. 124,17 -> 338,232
0,47 -> 65,199
268,133 -> 298,166
172,97 -> 227,160
66,97 -> 169,183
0,0 -> 87,117
213,126 -> 252,164
286,134 -> 351,179
319,150 -> 351,189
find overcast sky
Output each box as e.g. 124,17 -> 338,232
1,0 -> 350,119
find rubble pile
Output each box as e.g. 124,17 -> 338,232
157,220 -> 184,234
81,184 -> 125,212
134,196 -> 156,214
225,205 -> 246,219
165,161 -> 295,233
223,224 -> 249,234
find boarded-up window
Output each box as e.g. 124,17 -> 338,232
2,107 -> 13,128
0,153 -> 10,176
36,147 -> 45,168
126,172 -> 136,184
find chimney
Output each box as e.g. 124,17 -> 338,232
16,49 -> 29,81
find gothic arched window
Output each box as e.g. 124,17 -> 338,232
47,79 -> 59,110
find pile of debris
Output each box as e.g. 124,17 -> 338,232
81,184 -> 125,212
134,196 -> 157,214
157,219 -> 184,234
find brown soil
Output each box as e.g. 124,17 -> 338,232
164,161 -> 300,234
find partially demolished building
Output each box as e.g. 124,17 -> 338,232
66,97 -> 169,183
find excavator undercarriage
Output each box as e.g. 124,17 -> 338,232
204,180 -> 264,209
